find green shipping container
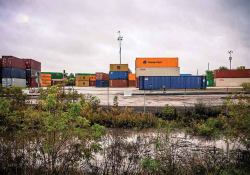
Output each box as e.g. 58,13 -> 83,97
42,72 -> 63,79
75,73 -> 95,76
206,79 -> 214,87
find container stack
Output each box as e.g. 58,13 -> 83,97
96,72 -> 109,87
42,72 -> 64,86
24,59 -> 41,87
89,75 -> 96,86
135,58 -> 180,88
41,74 -> 52,87
1,56 -> 26,87
0,58 -> 2,85
214,69 -> 250,87
109,64 -> 128,87
128,73 -> 136,87
75,74 -> 89,87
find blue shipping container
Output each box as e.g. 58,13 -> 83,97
96,80 -> 109,87
109,71 -> 128,80
139,76 -> 206,90
2,68 -> 26,79
180,74 -> 192,76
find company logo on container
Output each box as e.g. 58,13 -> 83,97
143,60 -> 147,64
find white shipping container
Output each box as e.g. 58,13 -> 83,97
214,78 -> 250,87
2,78 -> 26,88
136,67 -> 180,77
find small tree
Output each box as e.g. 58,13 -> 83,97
205,70 -> 214,79
128,68 -> 132,74
113,96 -> 118,107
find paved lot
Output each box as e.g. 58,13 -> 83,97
71,87 -> 234,107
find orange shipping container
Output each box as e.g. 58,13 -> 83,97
128,74 -> 136,80
41,74 -> 52,78
75,80 -> 89,87
136,58 -> 178,68
89,75 -> 96,81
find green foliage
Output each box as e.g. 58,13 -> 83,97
141,157 -> 160,172
206,70 -> 214,79
242,82 -> 250,93
113,96 -> 118,107
219,66 -> 228,70
91,124 -> 106,139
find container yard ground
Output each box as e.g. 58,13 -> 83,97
71,86 -> 242,107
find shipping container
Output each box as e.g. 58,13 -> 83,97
136,58 -> 178,68
2,78 -> 26,87
96,80 -> 109,87
180,74 -> 192,76
129,80 -> 136,87
89,81 -> 96,86
41,72 -> 63,79
26,69 -> 41,78
206,79 -> 214,87
136,77 -> 139,88
0,59 -> 2,68
139,76 -> 206,90
110,64 -> 128,71
89,75 -> 96,81
41,80 -> 51,84
41,74 -> 52,78
109,80 -> 128,87
2,68 -> 26,79
75,73 -> 95,76
136,67 -> 180,77
96,72 -> 109,80
75,80 -> 89,87
214,69 -> 250,78
2,56 -> 26,69
75,75 -> 89,81
129,74 -> 136,81
26,78 -> 40,88
109,71 -> 128,80
214,78 -> 250,87
23,59 -> 41,70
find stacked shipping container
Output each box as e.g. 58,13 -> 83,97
75,75 -> 89,87
42,72 -> 64,86
135,58 -> 180,88
24,59 -> 41,87
41,74 -> 51,87
109,64 -> 128,87
214,69 -> 250,87
128,74 -> 136,87
96,72 -> 109,87
1,56 -> 26,87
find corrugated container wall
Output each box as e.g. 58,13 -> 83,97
214,69 -> 250,78
75,81 -> 89,87
109,71 -> 128,80
139,76 -> 206,90
89,81 -> 96,86
75,75 -> 89,81
214,78 -> 250,87
26,78 -> 40,88
136,58 -> 178,68
180,74 -> 192,76
206,79 -> 214,87
23,59 -> 41,70
96,80 -> 109,87
96,72 -> 109,80
109,80 -> 128,87
2,78 -> 26,87
129,80 -> 136,87
2,56 -> 26,69
110,64 -> 128,71
75,73 -> 95,76
136,67 -> 180,77
89,75 -> 96,81
2,68 -> 26,79
129,74 -> 136,81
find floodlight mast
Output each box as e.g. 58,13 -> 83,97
117,31 -> 123,64
228,50 -> 233,70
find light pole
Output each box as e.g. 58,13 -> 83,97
228,50 -> 233,70
117,31 -> 123,64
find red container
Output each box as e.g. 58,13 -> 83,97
2,56 -> 26,70
23,59 -> 41,70
0,59 -> 2,68
96,72 -> 109,80
89,81 -> 96,86
26,78 -> 40,88
214,69 -> 250,78
128,80 -> 136,87
136,77 -> 139,88
109,80 -> 128,87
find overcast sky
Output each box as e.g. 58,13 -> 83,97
0,0 -> 249,75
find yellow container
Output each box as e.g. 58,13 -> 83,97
136,58 -> 178,67
110,64 -> 128,71
76,75 -> 90,81
75,80 -> 89,87
128,74 -> 136,80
